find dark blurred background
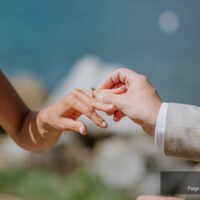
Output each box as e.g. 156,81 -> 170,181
1,0 -> 200,104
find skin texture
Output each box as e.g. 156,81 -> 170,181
99,68 -> 183,200
0,70 -> 121,152
137,196 -> 183,200
98,68 -> 162,136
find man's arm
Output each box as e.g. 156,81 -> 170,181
164,103 -> 200,161
99,68 -> 200,161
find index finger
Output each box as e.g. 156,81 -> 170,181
99,68 -> 138,89
94,86 -> 127,97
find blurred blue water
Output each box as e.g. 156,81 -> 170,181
0,0 -> 200,104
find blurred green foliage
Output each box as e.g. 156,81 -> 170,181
0,167 -> 135,200
0,127 -> 5,135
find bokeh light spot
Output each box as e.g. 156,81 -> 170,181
159,11 -> 179,34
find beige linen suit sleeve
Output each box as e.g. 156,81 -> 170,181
164,103 -> 200,161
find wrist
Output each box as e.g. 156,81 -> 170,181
37,110 -> 62,137
36,111 -> 48,136
144,100 -> 162,136
37,110 -> 53,136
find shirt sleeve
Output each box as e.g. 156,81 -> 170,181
154,103 -> 169,150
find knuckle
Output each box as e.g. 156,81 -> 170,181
75,88 -> 82,93
68,92 -> 75,99
139,74 -> 148,82
137,75 -> 150,86
71,88 -> 81,95
90,99 -> 98,107
118,67 -> 128,72
85,106 -> 95,114
67,93 -> 74,100
117,67 -> 132,74
64,94 -> 74,105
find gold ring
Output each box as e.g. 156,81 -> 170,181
91,87 -> 96,98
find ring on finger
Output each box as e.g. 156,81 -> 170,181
90,87 -> 96,98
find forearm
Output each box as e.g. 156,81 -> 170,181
0,70 -> 115,151
164,103 -> 200,161
13,110 -> 61,152
0,70 -> 61,152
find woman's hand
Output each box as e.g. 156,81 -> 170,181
0,69 -> 125,151
37,88 -> 120,136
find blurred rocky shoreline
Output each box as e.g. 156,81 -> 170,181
0,56 -> 198,199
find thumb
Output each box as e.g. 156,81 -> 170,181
96,92 -> 123,108
105,85 -> 127,95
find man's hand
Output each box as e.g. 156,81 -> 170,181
98,68 -> 162,135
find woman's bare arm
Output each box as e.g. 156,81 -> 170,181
0,70 -> 61,152
0,70 -> 118,152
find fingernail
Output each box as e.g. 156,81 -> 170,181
114,117 -> 119,122
102,121 -> 108,128
79,127 -> 84,135
108,104 -> 115,109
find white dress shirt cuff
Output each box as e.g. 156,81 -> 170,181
155,102 -> 168,149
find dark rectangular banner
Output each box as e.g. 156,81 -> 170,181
161,171 -> 200,195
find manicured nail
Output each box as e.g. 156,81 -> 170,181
79,127 -> 85,135
114,117 -> 120,122
102,121 -> 108,128
108,104 -> 115,109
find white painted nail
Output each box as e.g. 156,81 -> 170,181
108,104 -> 115,109
102,121 -> 108,128
79,127 -> 84,135
114,117 -> 119,122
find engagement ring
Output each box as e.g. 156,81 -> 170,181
91,87 -> 96,98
